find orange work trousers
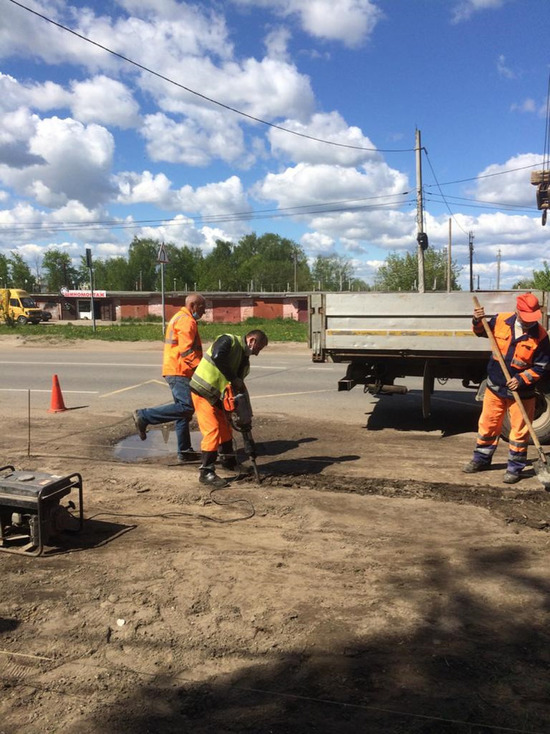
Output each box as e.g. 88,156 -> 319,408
191,392 -> 232,452
473,388 -> 535,473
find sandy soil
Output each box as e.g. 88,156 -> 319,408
0,340 -> 549,734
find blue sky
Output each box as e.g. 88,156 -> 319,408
0,0 -> 549,289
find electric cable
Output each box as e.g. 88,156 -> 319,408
6,0 -> 413,154
422,148 -> 468,236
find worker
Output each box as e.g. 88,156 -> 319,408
132,293 -> 206,464
463,293 -> 550,483
190,329 -> 268,487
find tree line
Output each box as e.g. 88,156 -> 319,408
0,232 -> 463,293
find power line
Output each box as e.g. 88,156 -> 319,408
0,193 -> 415,235
7,0 -> 414,154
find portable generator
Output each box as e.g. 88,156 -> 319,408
0,465 -> 83,556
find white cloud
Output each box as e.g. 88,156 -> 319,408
141,112 -> 246,166
232,0 -> 383,47
264,26 -> 292,61
268,112 -> 380,166
496,54 -> 516,79
451,0 -> 508,23
116,171 -> 177,207
0,117 -> 115,209
300,231 -> 335,254
470,153 -> 543,207
70,76 -> 140,128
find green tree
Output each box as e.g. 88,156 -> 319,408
0,253 -> 9,287
9,252 -> 37,291
164,244 -> 202,291
128,237 -> 159,290
374,248 -> 461,292
42,249 -> 79,292
521,261 -> 550,291
311,254 -> 361,291
232,233 -> 311,291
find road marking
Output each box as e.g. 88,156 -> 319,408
252,389 -> 332,399
0,361 -> 160,368
0,389 -> 97,394
99,379 -> 167,398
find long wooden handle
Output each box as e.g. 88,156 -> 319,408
473,296 -> 544,453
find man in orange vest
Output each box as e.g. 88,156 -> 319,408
133,293 -> 206,464
463,293 -> 550,483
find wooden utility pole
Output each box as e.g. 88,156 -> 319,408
416,129 -> 425,293
496,249 -> 501,290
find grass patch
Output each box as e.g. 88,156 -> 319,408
0,317 -> 308,343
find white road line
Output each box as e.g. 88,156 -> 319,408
0,361 -> 160,367
0,389 -> 98,394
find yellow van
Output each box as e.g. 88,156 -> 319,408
0,288 -> 43,325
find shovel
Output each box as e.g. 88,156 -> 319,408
473,296 -> 550,489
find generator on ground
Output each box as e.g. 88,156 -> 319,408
0,465 -> 83,556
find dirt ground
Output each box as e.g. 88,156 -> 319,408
0,339 -> 549,733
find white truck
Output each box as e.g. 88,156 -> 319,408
309,290 -> 550,442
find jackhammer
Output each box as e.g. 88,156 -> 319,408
224,385 -> 261,484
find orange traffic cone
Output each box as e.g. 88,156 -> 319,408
48,374 -> 67,413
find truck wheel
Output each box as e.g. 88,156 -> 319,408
17,315 -> 28,324
501,387 -> 550,445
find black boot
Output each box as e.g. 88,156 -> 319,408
199,451 -> 228,487
218,440 -> 238,470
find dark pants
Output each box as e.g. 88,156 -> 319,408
138,376 -> 194,458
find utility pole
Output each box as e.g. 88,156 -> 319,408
86,248 -> 96,332
496,249 -> 501,290
468,231 -> 475,292
447,218 -> 452,292
416,129 -> 425,294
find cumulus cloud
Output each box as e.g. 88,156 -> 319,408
268,111 -> 380,166
232,0 -> 383,47
140,112 -> 246,166
469,153 -> 543,207
116,171 -> 177,208
70,76 -> 140,128
0,116 -> 115,209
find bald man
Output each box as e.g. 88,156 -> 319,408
133,293 -> 206,464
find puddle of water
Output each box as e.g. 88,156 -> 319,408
114,428 -> 202,462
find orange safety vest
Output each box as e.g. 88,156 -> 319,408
474,311 -> 550,396
162,307 -> 202,377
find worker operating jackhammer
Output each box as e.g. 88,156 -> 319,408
190,330 -> 268,487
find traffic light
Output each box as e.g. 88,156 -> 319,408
85,248 -> 93,267
417,232 -> 429,251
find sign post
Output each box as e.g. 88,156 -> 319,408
156,242 -> 169,334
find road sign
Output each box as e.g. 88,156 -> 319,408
157,243 -> 169,264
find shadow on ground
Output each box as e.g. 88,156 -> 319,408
71,546 -> 550,734
367,389 -> 480,437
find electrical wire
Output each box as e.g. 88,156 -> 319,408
6,0 -> 413,154
422,148 -> 468,235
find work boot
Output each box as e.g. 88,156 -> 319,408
178,449 -> 201,464
218,440 -> 238,470
199,451 -> 228,488
132,410 -> 147,441
503,471 -> 521,484
462,460 -> 489,474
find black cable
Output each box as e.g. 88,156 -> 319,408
6,0 -> 413,154
422,149 -> 468,236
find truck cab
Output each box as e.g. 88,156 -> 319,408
0,289 -> 43,325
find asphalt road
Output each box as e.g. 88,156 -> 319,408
0,342 -> 479,433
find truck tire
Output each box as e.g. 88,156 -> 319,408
501,386 -> 550,445
17,315 -> 28,324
